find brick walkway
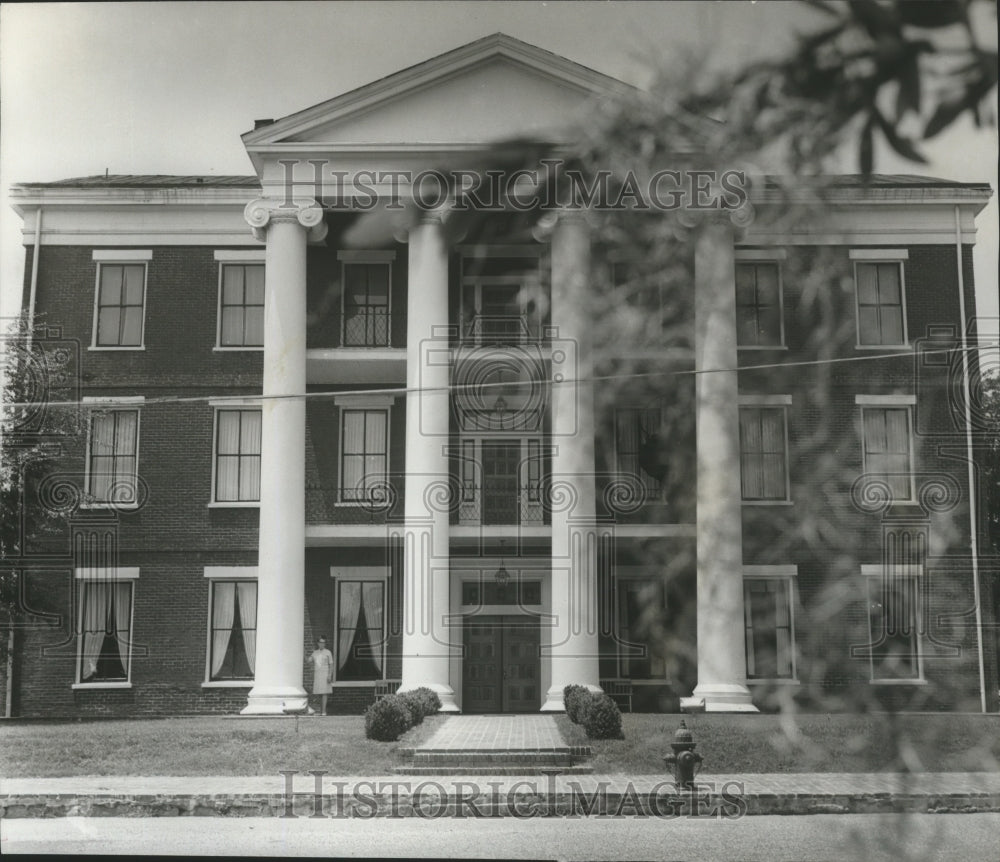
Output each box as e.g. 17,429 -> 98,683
416,715 -> 565,751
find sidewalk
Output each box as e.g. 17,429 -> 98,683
3,772 -> 1000,818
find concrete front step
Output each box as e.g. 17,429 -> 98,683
395,768 -> 594,775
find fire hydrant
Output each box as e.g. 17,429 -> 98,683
662,720 -> 703,789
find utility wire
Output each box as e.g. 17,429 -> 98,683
2,341 -> 997,410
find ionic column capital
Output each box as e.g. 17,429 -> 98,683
244,197 -> 328,243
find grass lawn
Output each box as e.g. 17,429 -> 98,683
557,713 -> 1000,774
0,714 -> 447,778
2,712 -> 998,777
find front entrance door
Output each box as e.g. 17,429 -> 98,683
463,615 -> 540,713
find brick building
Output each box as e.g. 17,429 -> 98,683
5,35 -> 996,717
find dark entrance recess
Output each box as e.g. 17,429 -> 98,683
462,615 -> 541,713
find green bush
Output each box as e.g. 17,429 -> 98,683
364,695 -> 413,741
406,687 -> 442,718
563,685 -> 589,724
582,693 -> 624,740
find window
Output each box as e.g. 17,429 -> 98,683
855,260 -> 906,346
78,580 -> 133,683
214,409 -> 262,502
861,406 -> 913,501
219,264 -> 264,347
736,262 -> 782,347
744,578 -> 795,679
343,261 -> 391,347
335,580 -> 385,681
739,406 -> 789,501
616,580 -> 666,680
340,409 -> 388,501
94,263 -> 146,347
614,408 -> 665,499
86,409 -> 139,504
868,574 -> 921,681
208,581 -> 257,681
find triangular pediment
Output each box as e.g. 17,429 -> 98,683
243,34 -> 632,151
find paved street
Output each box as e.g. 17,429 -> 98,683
3,813 -> 999,860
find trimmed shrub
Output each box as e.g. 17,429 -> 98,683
398,693 -> 424,725
364,695 -> 413,741
563,685 -> 589,724
406,687 -> 442,718
582,693 -> 624,740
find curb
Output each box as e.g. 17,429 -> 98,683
3,786 -> 999,818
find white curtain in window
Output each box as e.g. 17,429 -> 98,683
237,582 -> 257,673
342,412 -> 365,494
89,414 -> 115,500
211,582 -> 236,677
113,582 -> 130,669
739,410 -> 763,498
81,583 -> 107,680
216,412 -> 241,499
362,583 -> 384,673
364,413 -> 386,488
240,411 -> 262,500
338,582 -> 362,671
121,266 -> 144,346
113,412 -> 138,503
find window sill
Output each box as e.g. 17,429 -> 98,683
202,680 -> 254,688
855,344 -> 911,351
742,500 -> 794,506
207,501 -> 260,508
72,682 -> 132,690
869,678 -> 927,686
88,345 -> 146,351
747,678 -> 800,685
330,681 -> 384,688
213,346 -> 264,352
737,345 -> 788,351
79,502 -> 139,511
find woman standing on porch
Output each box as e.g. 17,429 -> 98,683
308,636 -> 334,715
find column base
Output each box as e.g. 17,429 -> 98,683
540,683 -> 602,712
681,683 -> 758,713
241,685 -> 309,715
397,682 -> 460,713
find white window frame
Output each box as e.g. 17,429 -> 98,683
214,250 -> 266,351
329,566 -> 388,685
208,399 -> 262,507
742,565 -> 799,684
334,395 -> 394,505
738,395 -> 792,505
861,564 -> 926,684
850,249 -> 909,349
72,566 -> 139,689
734,250 -> 787,350
202,567 -> 259,688
338,250 -> 395,348
90,250 -> 151,350
609,568 -> 669,684
81,396 -> 143,510
856,396 -> 916,503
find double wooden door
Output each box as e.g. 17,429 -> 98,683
462,615 -> 540,713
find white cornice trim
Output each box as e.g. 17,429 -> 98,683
855,394 -> 916,405
75,566 -> 140,580
93,249 -> 152,261
743,565 -> 798,578
215,250 -> 266,261
849,249 -> 910,260
204,566 -> 258,579
739,394 -> 792,406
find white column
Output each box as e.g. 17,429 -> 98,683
543,212 -> 601,711
681,219 -> 757,712
241,198 -> 326,715
399,213 -> 459,711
